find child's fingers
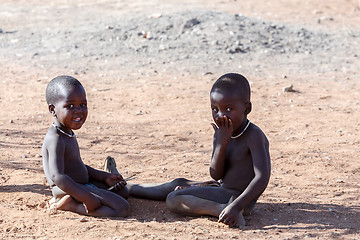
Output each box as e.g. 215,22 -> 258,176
84,201 -> 98,214
119,180 -> 127,187
85,206 -> 94,214
211,123 -> 218,131
214,118 -> 221,127
224,116 -> 233,129
228,118 -> 233,128
218,215 -> 228,224
216,116 -> 225,127
116,182 -> 122,189
221,116 -> 227,126
218,210 -> 225,222
224,115 -> 229,128
219,215 -> 235,226
109,181 -> 127,192
226,217 -> 236,227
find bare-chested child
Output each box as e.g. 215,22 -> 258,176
42,75 -> 129,217
127,73 -> 271,227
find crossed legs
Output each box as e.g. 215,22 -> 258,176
166,186 -> 250,227
50,185 -> 129,217
127,178 -> 257,225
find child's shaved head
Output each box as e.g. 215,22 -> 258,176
211,73 -> 251,103
46,75 -> 84,105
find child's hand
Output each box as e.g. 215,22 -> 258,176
211,115 -> 233,143
83,194 -> 101,213
218,204 -> 242,227
105,173 -> 127,191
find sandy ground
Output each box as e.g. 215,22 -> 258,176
0,0 -> 359,239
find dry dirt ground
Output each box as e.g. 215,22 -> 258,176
0,0 -> 360,239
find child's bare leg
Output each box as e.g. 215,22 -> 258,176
127,178 -> 199,200
166,186 -> 246,227
50,186 -> 85,212
166,194 -> 224,216
52,194 -> 124,217
103,156 -> 120,175
50,185 -> 129,217
84,186 -> 129,217
102,156 -> 129,199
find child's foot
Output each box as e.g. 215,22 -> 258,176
47,197 -> 58,214
103,156 -> 120,175
236,209 -> 246,227
53,195 -> 78,212
49,196 -> 57,206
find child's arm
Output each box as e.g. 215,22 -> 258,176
86,165 -> 127,190
47,137 -> 101,212
219,129 -> 271,226
210,115 -> 233,180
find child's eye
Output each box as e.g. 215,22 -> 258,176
81,103 -> 87,108
66,104 -> 74,109
212,108 -> 218,113
226,107 -> 232,112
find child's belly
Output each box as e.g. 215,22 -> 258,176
221,169 -> 254,192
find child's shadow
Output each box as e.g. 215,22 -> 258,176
128,199 -> 359,237
0,183 -> 51,195
128,198 -> 208,224
248,202 -> 359,236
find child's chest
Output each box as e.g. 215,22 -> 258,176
63,138 -> 81,159
63,138 -> 88,182
225,140 -> 252,168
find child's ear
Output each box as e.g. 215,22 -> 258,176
48,104 -> 56,116
245,102 -> 252,115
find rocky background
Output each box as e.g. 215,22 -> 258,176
0,0 -> 359,239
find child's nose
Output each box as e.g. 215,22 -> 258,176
74,106 -> 82,113
217,111 -> 225,118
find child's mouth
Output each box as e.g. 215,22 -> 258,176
73,117 -> 82,122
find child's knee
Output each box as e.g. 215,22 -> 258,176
166,191 -> 180,212
115,200 -> 130,217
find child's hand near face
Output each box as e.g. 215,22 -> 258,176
105,173 -> 127,191
211,115 -> 233,144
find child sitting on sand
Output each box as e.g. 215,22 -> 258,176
42,75 -> 129,217
127,73 -> 271,227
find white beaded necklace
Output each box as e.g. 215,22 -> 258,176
52,123 -> 76,138
231,120 -> 251,139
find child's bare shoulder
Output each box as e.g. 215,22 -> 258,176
247,123 -> 269,144
43,128 -> 64,150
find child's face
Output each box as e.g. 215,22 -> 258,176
52,85 -> 88,131
210,90 -> 249,134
